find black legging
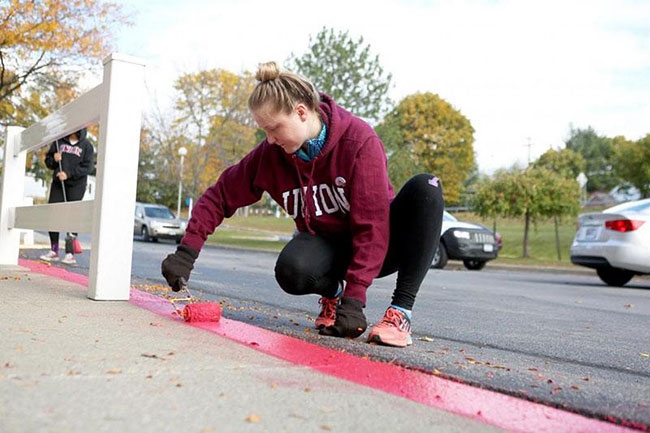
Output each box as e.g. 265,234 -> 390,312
275,174 -> 444,310
47,180 -> 87,251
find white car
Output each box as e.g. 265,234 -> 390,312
570,198 -> 650,286
134,202 -> 187,244
431,211 -> 500,270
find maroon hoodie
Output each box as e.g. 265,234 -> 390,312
181,94 -> 394,303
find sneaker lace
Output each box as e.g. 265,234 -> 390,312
318,297 -> 338,319
376,308 -> 410,331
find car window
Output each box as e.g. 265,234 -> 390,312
144,206 -> 175,219
606,200 -> 650,214
621,202 -> 650,213
443,211 -> 458,222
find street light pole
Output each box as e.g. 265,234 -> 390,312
177,147 -> 187,217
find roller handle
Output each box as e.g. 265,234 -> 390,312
175,277 -> 194,299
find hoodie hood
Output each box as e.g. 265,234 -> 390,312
76,128 -> 87,142
276,93 -> 353,165
66,128 -> 87,144
316,93 -> 352,158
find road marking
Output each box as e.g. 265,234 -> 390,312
21,259 -> 639,433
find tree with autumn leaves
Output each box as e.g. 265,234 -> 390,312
137,69 -> 258,206
0,0 -> 128,126
376,92 -> 476,205
1,0 -> 128,187
137,28 -> 479,211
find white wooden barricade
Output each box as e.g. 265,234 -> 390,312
0,53 -> 145,301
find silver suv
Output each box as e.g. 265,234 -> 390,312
134,202 -> 186,243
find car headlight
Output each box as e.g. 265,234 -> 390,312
150,221 -> 163,229
452,230 -> 471,239
180,221 -> 187,230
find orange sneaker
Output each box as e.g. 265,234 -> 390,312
315,296 -> 339,329
367,307 -> 413,347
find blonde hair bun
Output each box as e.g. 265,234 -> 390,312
255,61 -> 281,82
249,61 -> 320,113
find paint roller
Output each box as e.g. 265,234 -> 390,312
170,278 -> 222,323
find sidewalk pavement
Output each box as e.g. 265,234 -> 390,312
1,263 -> 508,433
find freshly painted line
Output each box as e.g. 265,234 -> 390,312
20,259 -> 638,433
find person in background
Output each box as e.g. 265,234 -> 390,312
39,128 -> 94,265
162,61 -> 444,347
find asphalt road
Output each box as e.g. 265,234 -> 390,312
22,235 -> 650,429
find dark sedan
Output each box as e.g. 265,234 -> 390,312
431,211 -> 500,270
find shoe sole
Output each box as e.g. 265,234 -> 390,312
367,333 -> 412,347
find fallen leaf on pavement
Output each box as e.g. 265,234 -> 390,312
246,414 -> 261,423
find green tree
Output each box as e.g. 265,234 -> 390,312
565,126 -> 619,193
287,27 -> 393,123
473,167 -> 580,258
135,126 -> 176,205
377,92 -> 475,204
612,134 -> 650,198
531,148 -> 586,179
531,148 -> 586,258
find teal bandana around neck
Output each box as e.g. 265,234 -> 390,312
296,123 -> 327,162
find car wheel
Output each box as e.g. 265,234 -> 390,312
141,226 -> 150,242
175,237 -> 182,244
463,259 -> 486,271
596,268 -> 635,287
431,244 -> 448,269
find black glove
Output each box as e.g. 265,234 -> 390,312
319,297 -> 367,339
161,244 -> 199,291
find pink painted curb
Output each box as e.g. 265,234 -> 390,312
19,259 -> 639,433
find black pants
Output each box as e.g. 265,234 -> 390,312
47,180 -> 86,252
275,174 -> 444,310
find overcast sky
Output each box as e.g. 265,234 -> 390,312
113,0 -> 650,174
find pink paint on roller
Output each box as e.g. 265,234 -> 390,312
182,302 -> 222,322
